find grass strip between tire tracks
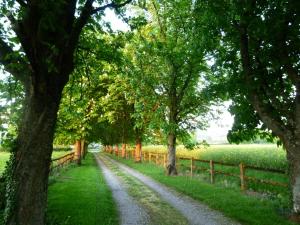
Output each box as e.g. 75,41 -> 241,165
100,155 -> 189,225
106,153 -> 296,225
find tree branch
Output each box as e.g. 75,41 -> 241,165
67,0 -> 131,61
16,0 -> 27,7
177,61 -> 194,105
92,0 -> 132,14
0,37 -> 29,85
237,22 -> 288,140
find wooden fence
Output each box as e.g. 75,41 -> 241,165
111,149 -> 288,191
178,156 -> 287,190
50,152 -> 75,172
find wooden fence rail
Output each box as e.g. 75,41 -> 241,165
108,149 -> 288,191
50,152 -> 75,172
178,156 -> 288,190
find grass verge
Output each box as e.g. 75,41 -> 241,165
46,153 -> 118,225
0,151 -> 72,175
107,153 -> 295,225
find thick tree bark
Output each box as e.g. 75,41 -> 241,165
80,139 -> 88,159
1,1 -> 132,224
75,140 -> 82,165
167,86 -> 178,175
135,137 -> 142,162
115,145 -> 119,156
167,133 -> 177,175
84,142 -> 88,158
237,19 -> 300,214
6,90 -> 62,225
286,143 -> 300,214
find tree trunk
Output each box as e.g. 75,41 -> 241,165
75,140 -> 81,165
167,133 -> 177,175
121,143 -> 126,158
80,140 -> 87,159
135,137 -> 142,163
115,145 -> 119,156
5,92 -> 61,225
285,141 -> 300,214
84,142 -> 88,158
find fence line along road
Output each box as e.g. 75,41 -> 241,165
105,148 -> 288,191
50,152 -> 75,172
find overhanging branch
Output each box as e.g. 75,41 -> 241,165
0,37 -> 29,85
237,22 -> 288,139
92,0 -> 132,14
67,0 -> 132,67
16,0 -> 27,7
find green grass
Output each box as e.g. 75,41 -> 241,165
47,153 -> 118,225
51,151 -> 73,159
101,155 -> 188,225
142,144 -> 289,195
0,152 -> 10,175
108,154 -> 295,225
143,144 -> 287,170
0,151 -> 72,175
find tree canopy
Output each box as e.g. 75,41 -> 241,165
0,0 -> 300,223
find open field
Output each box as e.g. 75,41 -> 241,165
0,151 -> 71,175
143,144 -> 287,170
139,144 -> 289,195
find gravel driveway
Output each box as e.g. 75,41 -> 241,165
95,154 -> 150,225
100,154 -> 240,225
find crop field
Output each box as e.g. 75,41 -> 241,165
143,144 -> 287,170
0,151 -> 71,175
141,144 -> 289,196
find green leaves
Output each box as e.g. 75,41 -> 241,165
202,0 -> 300,143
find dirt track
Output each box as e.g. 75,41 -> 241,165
96,153 -> 240,225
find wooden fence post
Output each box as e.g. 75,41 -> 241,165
149,153 -> 151,163
210,160 -> 214,183
156,154 -> 158,165
190,158 -> 194,177
239,163 -> 246,191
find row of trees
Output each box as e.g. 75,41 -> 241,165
0,0 -> 299,224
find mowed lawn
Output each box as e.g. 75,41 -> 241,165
0,153 -> 118,225
47,153 -> 118,225
0,151 -> 71,175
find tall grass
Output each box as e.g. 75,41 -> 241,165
143,144 -> 287,170
142,144 -> 289,196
